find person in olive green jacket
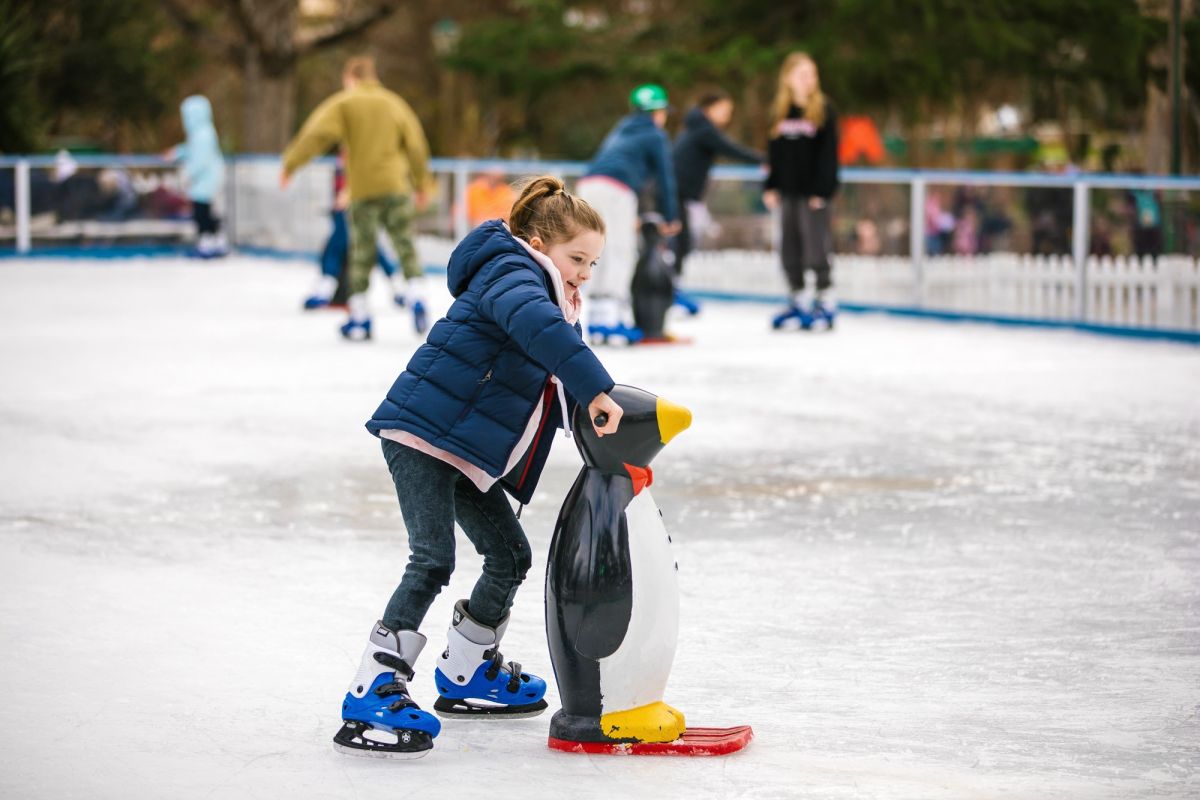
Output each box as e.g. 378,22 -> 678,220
281,55 -> 432,340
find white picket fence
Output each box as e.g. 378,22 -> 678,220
676,250 -> 1200,331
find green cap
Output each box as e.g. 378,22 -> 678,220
630,83 -> 670,112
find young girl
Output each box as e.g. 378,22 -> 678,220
165,95 -> 227,259
763,52 -> 840,330
334,176 -> 624,758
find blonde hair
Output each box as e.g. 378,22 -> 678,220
509,175 -> 605,244
343,55 -> 377,82
771,52 -> 826,134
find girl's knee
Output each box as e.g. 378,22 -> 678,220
482,547 -> 530,584
514,548 -> 532,582
410,552 -> 455,588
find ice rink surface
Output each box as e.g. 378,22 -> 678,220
1,255 -> 1197,800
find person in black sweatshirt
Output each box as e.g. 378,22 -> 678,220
672,91 -> 764,273
763,52 -> 840,330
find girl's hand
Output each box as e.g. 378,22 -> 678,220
588,392 -> 623,437
808,196 -> 826,210
762,190 -> 780,211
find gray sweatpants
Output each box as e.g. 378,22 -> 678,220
779,197 -> 833,292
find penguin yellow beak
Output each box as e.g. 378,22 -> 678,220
656,397 -> 692,444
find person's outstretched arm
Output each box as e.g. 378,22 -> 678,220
703,123 -> 764,164
281,95 -> 345,182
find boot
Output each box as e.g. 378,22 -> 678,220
333,622 -> 441,758
433,600 -> 548,719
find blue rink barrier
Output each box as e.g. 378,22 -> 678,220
689,288 -> 1200,345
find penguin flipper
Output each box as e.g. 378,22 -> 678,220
567,476 -> 634,660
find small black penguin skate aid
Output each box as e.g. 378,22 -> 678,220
544,385 -> 753,756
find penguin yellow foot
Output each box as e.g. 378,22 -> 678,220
601,702 -> 687,743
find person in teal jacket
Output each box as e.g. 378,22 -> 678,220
165,95 -> 227,258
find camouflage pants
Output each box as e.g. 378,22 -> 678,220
347,193 -> 421,295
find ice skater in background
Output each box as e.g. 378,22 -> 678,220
763,52 -> 840,330
577,84 -> 681,344
281,55 -> 431,341
164,95 -> 227,259
672,90 -> 764,313
333,175 -> 624,758
303,150 -> 409,311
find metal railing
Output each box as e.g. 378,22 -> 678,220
2,154 -> 1198,332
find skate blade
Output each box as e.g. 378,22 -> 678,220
548,725 -> 753,757
332,721 -> 433,759
433,697 -> 548,720
331,741 -> 431,760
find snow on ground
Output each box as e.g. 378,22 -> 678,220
0,255 -> 1197,800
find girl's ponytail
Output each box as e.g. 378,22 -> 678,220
509,175 -> 605,244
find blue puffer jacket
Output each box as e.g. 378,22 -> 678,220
366,221 -> 615,504
173,95 -> 224,203
585,112 -> 679,223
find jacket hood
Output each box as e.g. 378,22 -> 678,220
447,220 -> 530,297
683,107 -> 711,131
181,95 -> 214,134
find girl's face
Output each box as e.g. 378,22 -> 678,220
786,60 -> 818,100
531,229 -> 604,304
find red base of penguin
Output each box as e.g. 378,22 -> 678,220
548,725 -> 753,757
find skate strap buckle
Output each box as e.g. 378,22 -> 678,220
373,652 -> 416,681
482,650 -> 524,691
376,682 -> 418,712
504,662 -> 523,693
374,680 -> 412,698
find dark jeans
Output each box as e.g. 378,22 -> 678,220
380,439 -> 532,632
780,196 -> 832,292
192,201 -> 220,235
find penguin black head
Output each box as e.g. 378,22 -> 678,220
572,384 -> 691,472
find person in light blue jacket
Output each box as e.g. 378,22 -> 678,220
165,95 -> 226,258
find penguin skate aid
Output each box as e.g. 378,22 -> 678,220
545,385 -> 754,756
334,175 -> 623,758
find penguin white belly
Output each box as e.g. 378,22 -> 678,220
597,487 -> 679,713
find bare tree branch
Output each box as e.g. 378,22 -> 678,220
295,0 -> 406,55
159,0 -> 243,63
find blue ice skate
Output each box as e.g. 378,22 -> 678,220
304,295 -> 331,310
334,623 -> 441,758
811,300 -> 837,330
673,289 -> 702,316
770,304 -> 813,330
588,322 -> 644,346
339,317 -> 372,341
433,600 -> 548,720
